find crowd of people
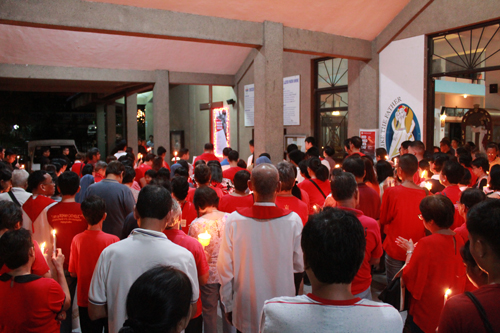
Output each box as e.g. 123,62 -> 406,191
0,135 -> 499,333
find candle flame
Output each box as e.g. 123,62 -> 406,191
335,164 -> 340,168
425,182 -> 432,190
52,229 -> 56,236
445,289 -> 452,297
385,155 -> 389,160
421,170 -> 427,179
198,230 -> 211,247
20,165 -> 25,169
40,242 -> 46,254
174,151 -> 178,157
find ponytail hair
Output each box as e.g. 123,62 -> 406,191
308,157 -> 329,181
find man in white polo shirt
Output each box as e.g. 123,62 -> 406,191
260,207 -> 403,333
88,185 -> 199,333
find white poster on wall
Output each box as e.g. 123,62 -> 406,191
379,35 -> 425,159
283,75 -> 300,125
244,84 -> 255,127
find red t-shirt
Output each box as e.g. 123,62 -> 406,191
451,205 -> 465,230
297,178 -> 331,214
437,185 -> 462,205
94,173 -> 105,183
466,166 -> 477,187
403,234 -> 466,333
193,153 -> 219,164
222,166 -> 246,182
299,188 -> 310,211
47,202 -> 88,270
163,229 -> 209,318
134,163 -> 152,186
413,171 -> 422,186
179,201 -> 198,234
454,223 -> 468,244
71,161 -> 84,177
275,195 -> 309,226
219,194 -> 254,214
186,186 -> 224,203
338,207 -> 383,295
438,284 -> 500,333
357,183 -> 381,220
0,240 -> 49,276
380,185 -> 427,261
68,230 -> 119,307
0,275 -> 65,333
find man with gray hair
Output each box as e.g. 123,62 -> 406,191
217,163 -> 304,333
275,161 -> 308,225
0,169 -> 31,206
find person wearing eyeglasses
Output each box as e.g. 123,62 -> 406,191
486,142 -> 500,171
397,195 -> 466,333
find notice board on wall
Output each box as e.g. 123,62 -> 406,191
283,75 -> 300,126
244,84 -> 254,127
379,35 -> 425,159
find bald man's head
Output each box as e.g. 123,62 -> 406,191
251,164 -> 279,200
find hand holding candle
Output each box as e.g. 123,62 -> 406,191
444,288 -> 452,305
425,182 -> 432,191
198,230 -> 211,247
52,229 -> 57,255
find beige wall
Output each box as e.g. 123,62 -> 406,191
235,51 -> 316,160
237,62 -> 255,162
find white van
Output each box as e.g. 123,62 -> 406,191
27,140 -> 79,172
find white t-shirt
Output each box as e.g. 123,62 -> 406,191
0,187 -> 32,206
217,203 -> 304,333
89,228 -> 199,333
260,294 -> 403,333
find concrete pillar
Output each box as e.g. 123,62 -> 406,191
96,104 -> 106,158
253,21 -> 284,164
145,101 -> 154,142
153,70 -> 170,161
126,93 -> 139,155
106,104 -> 116,156
347,45 -> 379,137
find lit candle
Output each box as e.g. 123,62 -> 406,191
198,231 -> 211,247
421,170 -> 427,179
174,151 -> 178,157
137,153 -> 142,161
394,158 -> 398,166
17,155 -> 20,164
425,182 -> 432,191
20,164 -> 25,169
335,164 -> 340,168
385,155 -> 389,160
52,229 -> 57,254
444,289 -> 452,305
147,147 -> 152,152
40,242 -> 46,255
